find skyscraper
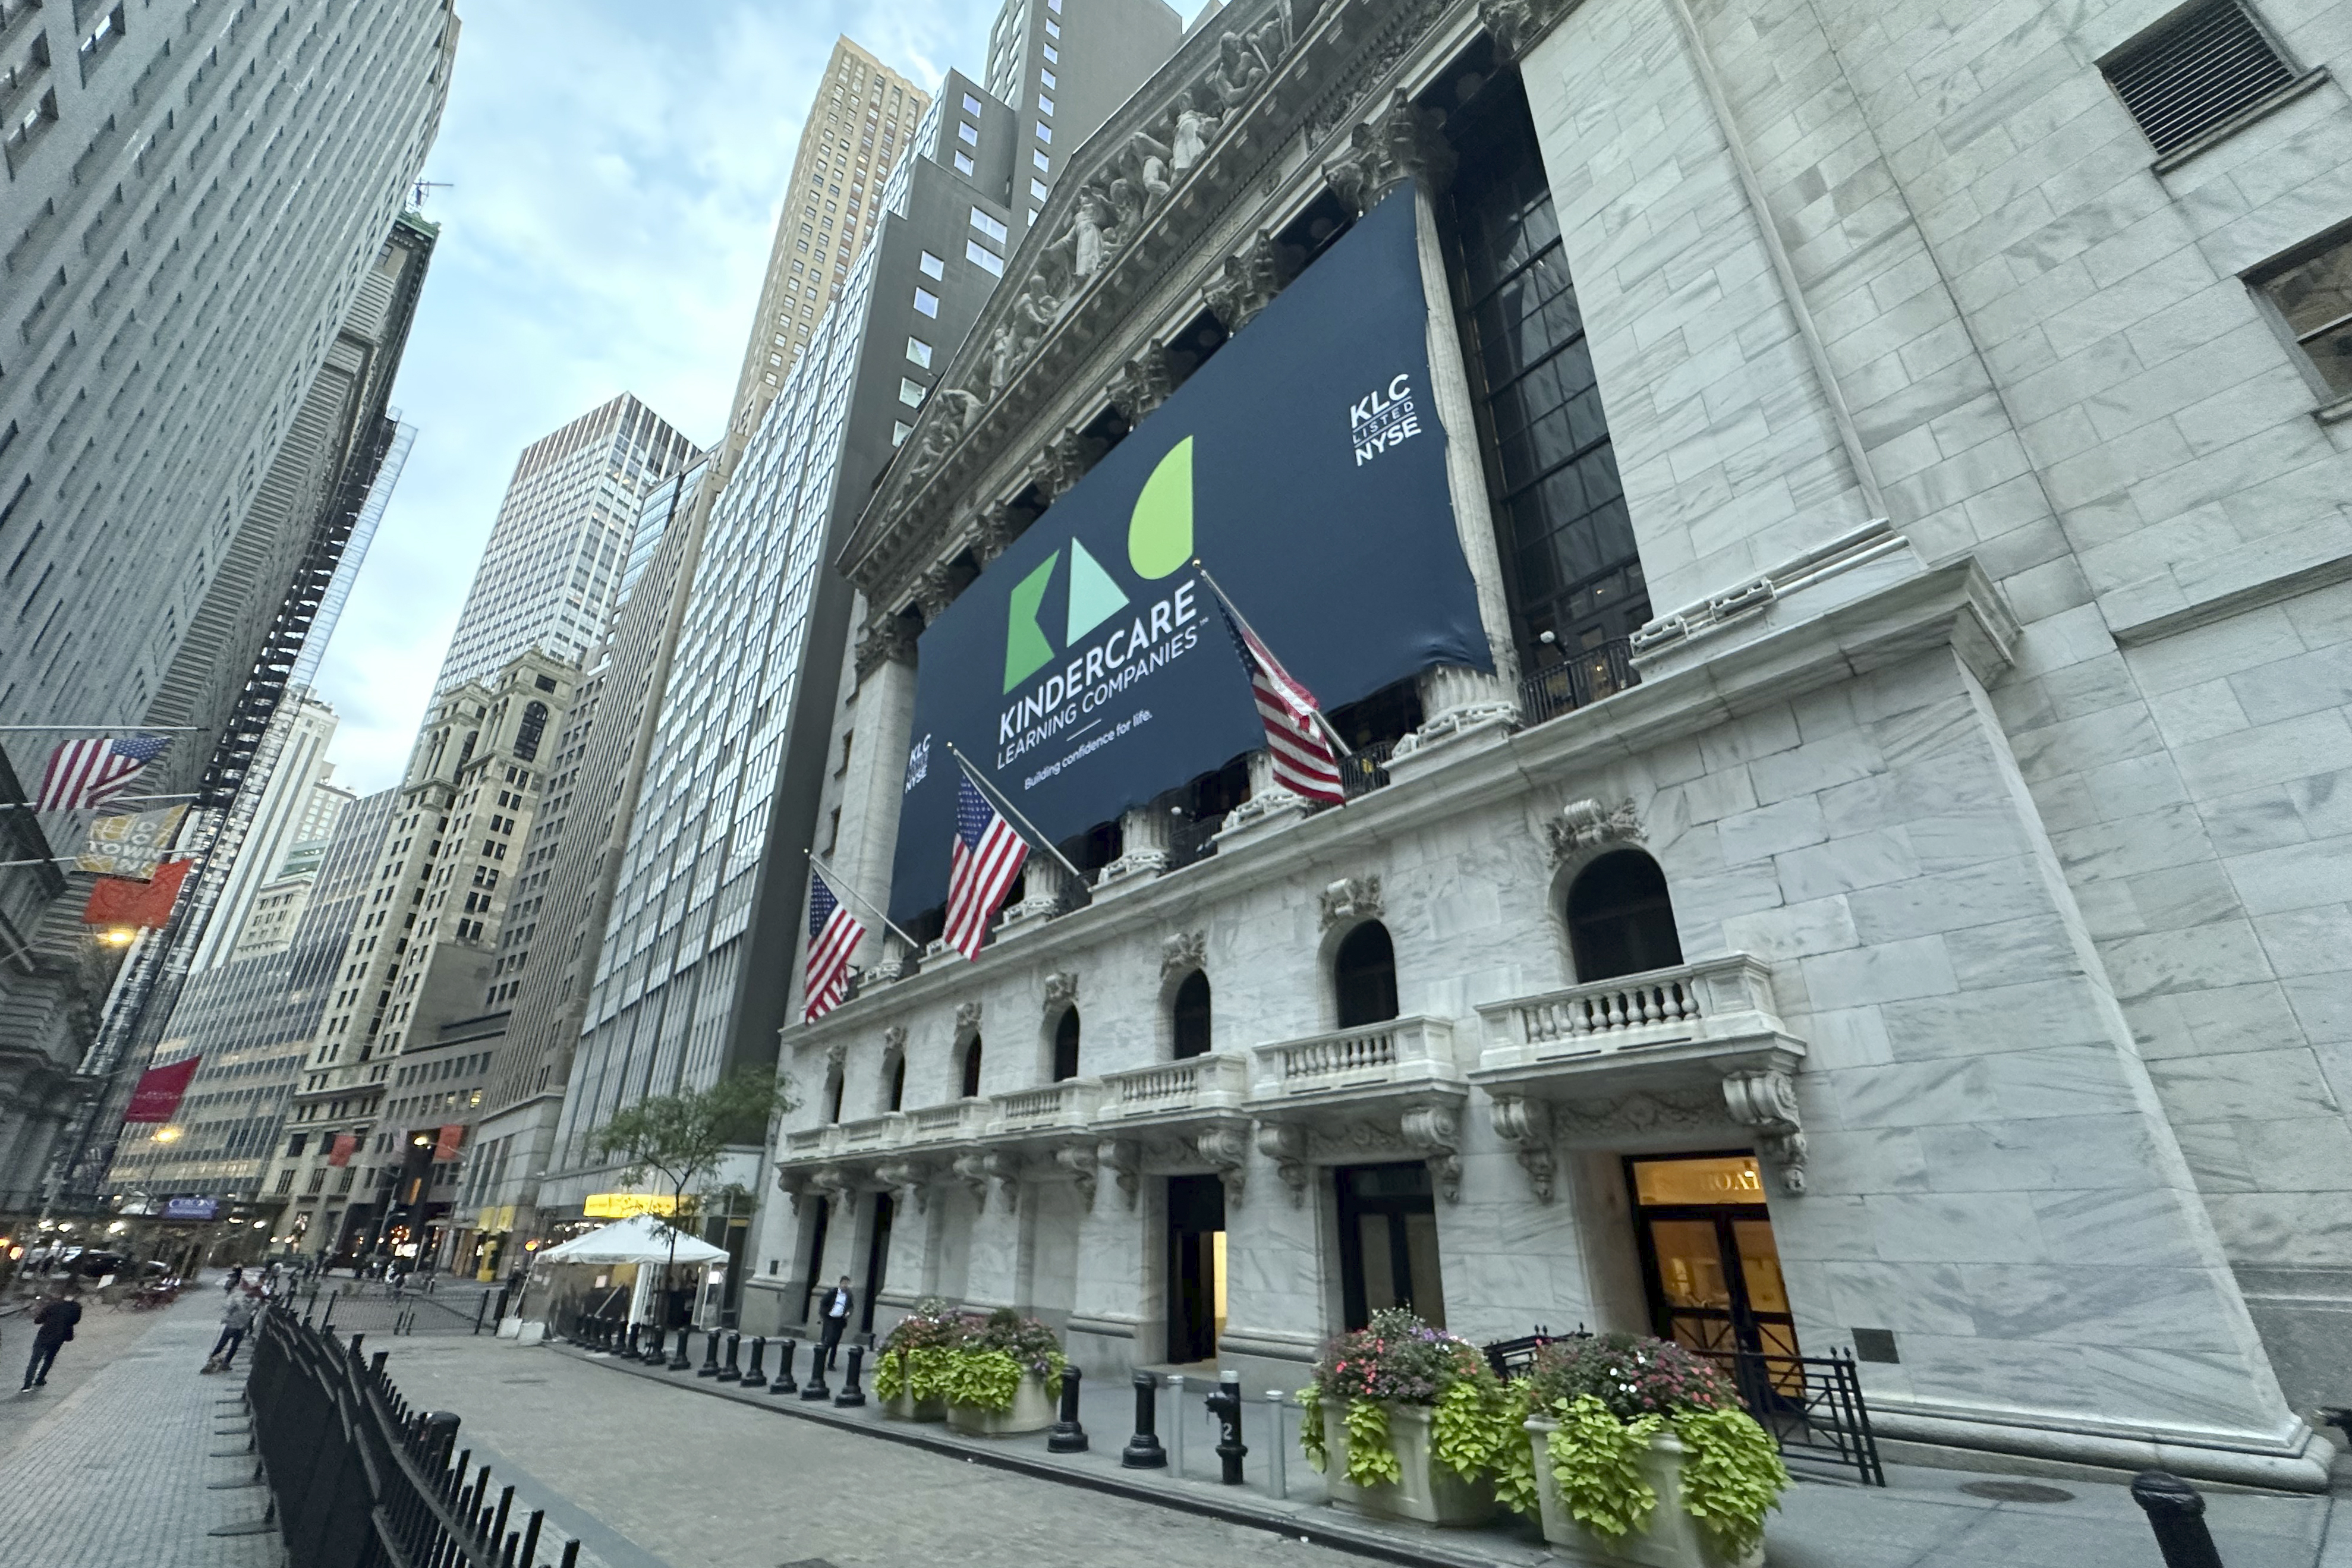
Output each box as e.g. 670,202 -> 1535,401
723,40 -> 930,451
433,397 -> 698,694
984,0 -> 1186,222
188,695 -> 349,974
0,0 -> 455,1201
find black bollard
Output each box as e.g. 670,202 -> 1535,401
769,1338 -> 799,1396
2131,1472 -> 2225,1568
642,1326 -> 667,1366
1208,1369 -> 1247,1485
834,1346 -> 867,1408
695,1328 -> 722,1377
1121,1368 -> 1166,1468
800,1337 -> 833,1401
741,1336 -> 767,1387
1047,1364 -> 1088,1453
667,1323 -> 691,1370
625,1324 -> 642,1358
720,1331 -> 743,1381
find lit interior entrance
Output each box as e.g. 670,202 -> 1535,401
1335,1161 -> 1445,1330
1627,1153 -> 1797,1358
1166,1173 -> 1225,1365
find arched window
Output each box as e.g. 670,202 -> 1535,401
1334,922 -> 1399,1029
959,1034 -> 984,1099
1051,1009 -> 1080,1081
1172,971 -> 1211,1059
886,1053 -> 906,1112
515,701 -> 549,762
1567,849 -> 1684,982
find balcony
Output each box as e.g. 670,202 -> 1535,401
993,1079 -> 1100,1138
1248,1015 -> 1463,1106
903,1098 -> 991,1149
1518,637 -> 1637,728
1095,1052 -> 1250,1126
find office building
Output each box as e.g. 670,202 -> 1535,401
433,396 -> 697,694
983,0 -> 1185,226
534,6 -> 1186,1289
763,0 -> 2352,1491
188,695 -> 354,972
0,0 -> 455,1198
105,788 -> 396,1210
723,40 -> 929,448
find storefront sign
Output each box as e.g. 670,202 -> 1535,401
888,190 -> 1487,920
75,805 -> 188,879
583,1192 -> 679,1218
161,1196 -> 220,1221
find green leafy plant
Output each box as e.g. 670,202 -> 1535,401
874,1298 -> 966,1403
1342,1397 -> 1403,1488
942,1347 -> 1025,1411
938,1307 -> 1064,1410
1546,1393 -> 1664,1539
1431,1372 -> 1542,1514
1671,1404 -> 1791,1557
1297,1381 -> 1328,1473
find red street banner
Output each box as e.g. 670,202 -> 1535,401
433,1123 -> 464,1161
83,857 -> 194,928
123,1055 -> 201,1123
327,1133 -> 359,1167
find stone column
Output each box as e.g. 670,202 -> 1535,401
1325,92 -> 1523,765
1097,805 -> 1171,893
835,605 -> 921,970
1216,751 -> 1311,846
1001,853 -> 1069,929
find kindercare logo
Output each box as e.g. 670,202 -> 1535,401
996,437 -> 1204,769
1349,372 -> 1422,466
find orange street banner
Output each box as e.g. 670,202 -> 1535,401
124,1055 -> 201,1122
75,805 -> 188,879
83,858 -> 194,928
433,1123 -> 464,1161
327,1133 -> 359,1167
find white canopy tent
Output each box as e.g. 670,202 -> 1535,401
531,1214 -> 730,1331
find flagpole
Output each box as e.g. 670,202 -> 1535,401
943,741 -> 1088,884
1189,557 -> 1356,760
800,849 -> 923,951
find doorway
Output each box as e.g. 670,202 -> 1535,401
1625,1153 -> 1797,1359
1334,1161 -> 1445,1330
1165,1174 -> 1224,1364
860,1192 -> 893,1334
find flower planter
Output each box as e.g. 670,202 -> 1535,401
1528,1419 -> 1764,1568
1321,1402 -> 1503,1527
878,1388 -> 947,1422
945,1372 -> 1056,1435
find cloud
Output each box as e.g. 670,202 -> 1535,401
313,0 -> 996,792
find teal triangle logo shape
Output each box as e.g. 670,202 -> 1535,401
1065,538 -> 1130,645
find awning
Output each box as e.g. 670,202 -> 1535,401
534,1213 -> 728,1267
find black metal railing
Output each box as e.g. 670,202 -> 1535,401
247,1305 -> 583,1566
1519,638 -> 1637,727
1165,814 -> 1224,870
1337,739 -> 1394,799
1693,1346 -> 1884,1487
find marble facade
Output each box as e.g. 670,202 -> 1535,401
750,0 -> 2352,1492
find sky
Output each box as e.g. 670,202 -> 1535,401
310,1 -> 1000,792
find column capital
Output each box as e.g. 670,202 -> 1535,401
1323,90 -> 1455,216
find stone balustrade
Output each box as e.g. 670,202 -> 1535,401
1096,1051 -> 1251,1123
1248,1015 -> 1462,1103
1473,953 -> 1783,1070
994,1079 -> 1101,1134
904,1098 -> 992,1147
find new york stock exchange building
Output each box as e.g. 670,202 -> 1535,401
753,0 -> 2352,1489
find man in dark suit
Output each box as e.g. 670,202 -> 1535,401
816,1276 -> 854,1370
22,1287 -> 81,1390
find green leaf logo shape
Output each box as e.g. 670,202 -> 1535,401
1128,436 -> 1193,580
1003,550 -> 1059,694
1065,538 -> 1130,644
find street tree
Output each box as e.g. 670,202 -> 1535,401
589,1069 -> 795,1314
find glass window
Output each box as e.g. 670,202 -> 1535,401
1040,68 -> 1056,90
962,92 -> 983,114
969,206 -> 1008,242
906,335 -> 933,367
1044,17 -> 1060,36
893,420 -> 914,446
1032,149 -> 1050,173
958,120 -> 979,146
912,287 -> 939,317
1047,0 -> 1061,11
2255,230 -> 2352,395
953,149 -> 974,175
966,239 -> 1004,276
1029,177 -> 1050,201
1034,121 -> 1051,144
918,251 -> 945,279
899,377 -> 926,407
1042,43 -> 1057,62
1038,95 -> 1055,117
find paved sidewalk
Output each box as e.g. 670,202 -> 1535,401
0,1295 -> 282,1567
376,1329 -> 2350,1568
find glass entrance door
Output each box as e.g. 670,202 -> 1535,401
1627,1153 -> 1797,1359
1335,1162 -> 1446,1330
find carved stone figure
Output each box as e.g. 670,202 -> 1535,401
1319,875 -> 1382,929
1160,929 -> 1206,983
1544,798 -> 1642,864
1044,970 -> 1079,1011
1170,90 -> 1218,171
954,999 -> 983,1034
1109,342 -> 1173,425
1072,188 -> 1115,277
1208,31 -> 1268,111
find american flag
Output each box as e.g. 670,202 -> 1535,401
36,734 -> 171,812
802,871 -> 865,1023
944,774 -> 1029,961
1213,596 -> 1345,804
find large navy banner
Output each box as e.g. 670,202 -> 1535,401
887,189 -> 1488,921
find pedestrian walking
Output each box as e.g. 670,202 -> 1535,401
20,1287 -> 81,1391
222,1265 -> 244,1296
204,1289 -> 261,1374
817,1276 -> 854,1371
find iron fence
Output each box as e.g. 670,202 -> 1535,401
1519,638 -> 1637,726
246,1306 -> 584,1566
1337,740 -> 1394,799
1166,814 -> 1223,870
